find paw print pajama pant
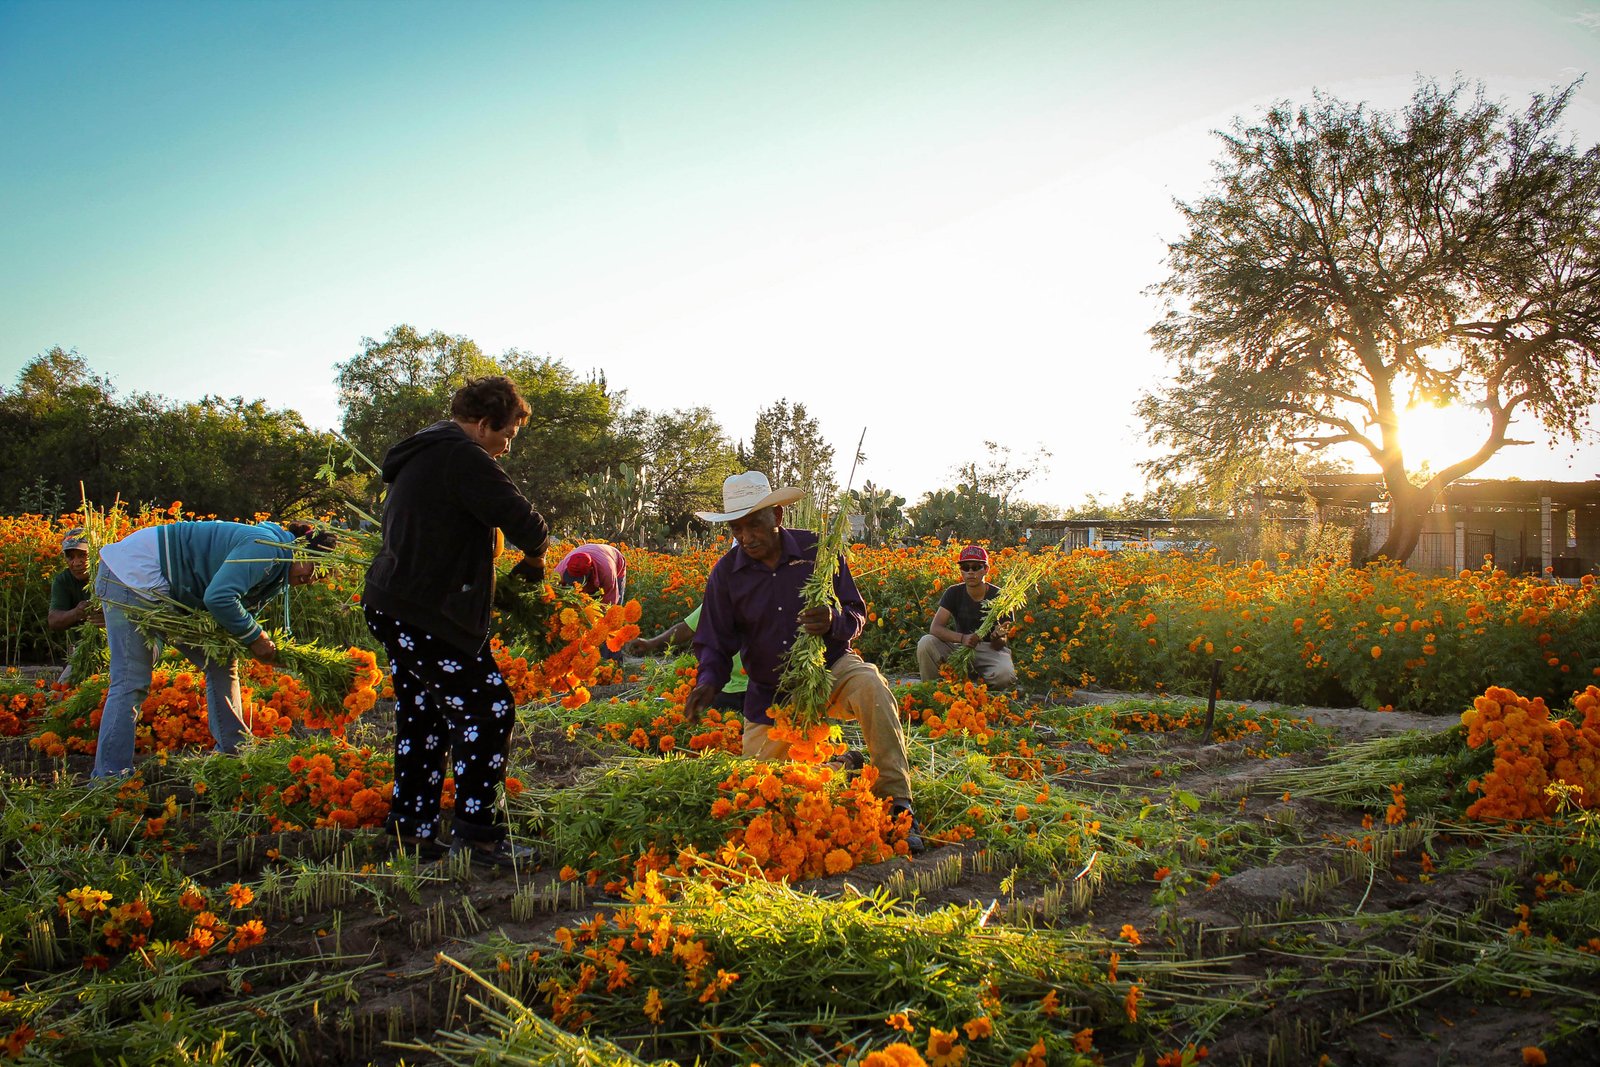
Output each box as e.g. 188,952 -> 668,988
364,605 -> 516,843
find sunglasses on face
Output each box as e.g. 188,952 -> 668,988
959,562 -> 986,571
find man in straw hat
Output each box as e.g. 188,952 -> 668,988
686,471 -> 922,851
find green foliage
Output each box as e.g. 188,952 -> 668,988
1144,78 -> 1600,563
539,755 -> 741,877
335,324 -> 622,523
528,879 -> 1108,1066
571,463 -> 655,544
0,348 -> 342,519
847,480 -> 907,545
608,405 -> 739,538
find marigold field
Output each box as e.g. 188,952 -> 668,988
2,510 -> 1598,1066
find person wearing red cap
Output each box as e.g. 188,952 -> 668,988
554,544 -> 626,605
916,544 -> 1016,687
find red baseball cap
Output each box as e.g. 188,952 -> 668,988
958,545 -> 989,566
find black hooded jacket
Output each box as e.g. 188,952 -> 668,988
363,420 -> 549,654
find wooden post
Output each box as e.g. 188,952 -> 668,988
1200,659 -> 1222,743
1454,521 -> 1466,574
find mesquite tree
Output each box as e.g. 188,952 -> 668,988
1141,79 -> 1600,562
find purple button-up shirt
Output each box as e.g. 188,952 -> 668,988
693,527 -> 866,725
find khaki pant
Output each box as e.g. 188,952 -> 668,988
742,652 -> 913,803
916,633 -> 1017,686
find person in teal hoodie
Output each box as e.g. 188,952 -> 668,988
92,519 -> 333,778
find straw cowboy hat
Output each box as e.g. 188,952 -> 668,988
694,471 -> 805,523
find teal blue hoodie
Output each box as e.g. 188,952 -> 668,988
155,521 -> 297,644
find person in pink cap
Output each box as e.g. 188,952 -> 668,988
916,544 -> 1016,687
554,544 -> 626,605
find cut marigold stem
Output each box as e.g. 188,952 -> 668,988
776,502 -> 851,729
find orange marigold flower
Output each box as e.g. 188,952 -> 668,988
885,1012 -> 914,1033
1120,923 -> 1142,946
863,1044 -> 930,1067
227,919 -> 266,954
1012,1037 -> 1049,1067
1072,1029 -> 1094,1054
226,883 -> 254,908
1123,983 -> 1143,1023
925,1027 -> 965,1067
961,1017 -> 992,1040
1522,1049 -> 1547,1066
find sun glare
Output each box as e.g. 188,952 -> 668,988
1399,403 -> 1493,472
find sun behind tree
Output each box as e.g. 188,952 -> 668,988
1141,77 -> 1600,563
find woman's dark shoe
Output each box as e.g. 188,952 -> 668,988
450,838 -> 537,870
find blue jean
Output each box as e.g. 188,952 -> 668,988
93,566 -> 249,778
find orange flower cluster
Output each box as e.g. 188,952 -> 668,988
539,871 -> 728,1030
253,742 -> 395,831
707,763 -> 907,881
595,673 -> 742,756
31,650 -> 383,759
48,879 -> 260,971
907,681 -> 1019,744
493,596 -> 642,709
1384,782 -> 1408,825
319,648 -> 383,733
1461,685 -> 1600,820
240,647 -> 384,736
171,888 -> 267,959
0,673 -> 50,737
766,709 -> 846,763
899,681 -> 1064,781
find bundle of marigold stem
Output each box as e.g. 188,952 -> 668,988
774,501 -> 852,731
111,589 -> 370,720
946,551 -> 1056,681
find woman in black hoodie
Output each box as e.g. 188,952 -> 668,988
363,376 -> 549,867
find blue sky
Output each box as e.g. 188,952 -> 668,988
4,0 -> 1599,509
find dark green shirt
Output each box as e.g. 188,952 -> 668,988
50,568 -> 88,613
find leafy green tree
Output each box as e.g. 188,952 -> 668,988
1142,79 -> 1600,563
0,350 -> 339,518
0,348 -> 119,508
907,484 -> 1055,543
736,399 -> 837,525
609,405 -> 737,534
335,325 -> 501,462
953,441 -> 1051,518
333,326 -> 619,523
122,394 -> 342,518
